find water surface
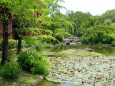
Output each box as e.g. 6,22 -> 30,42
37,80 -> 81,86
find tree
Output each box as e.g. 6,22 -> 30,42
0,0 -> 44,64
66,11 -> 92,36
44,12 -> 74,37
81,25 -> 114,44
104,19 -> 112,26
0,0 -> 37,64
0,1 -> 12,64
78,16 -> 101,37
101,9 -> 115,23
0,0 -> 65,64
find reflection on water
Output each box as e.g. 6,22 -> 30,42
37,80 -> 81,86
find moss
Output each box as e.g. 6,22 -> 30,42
52,49 -> 103,58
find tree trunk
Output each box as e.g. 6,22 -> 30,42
17,36 -> 22,54
1,21 -> 9,65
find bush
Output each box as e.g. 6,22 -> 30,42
0,62 -> 21,79
31,56 -> 51,75
0,39 -> 17,50
18,51 -> 34,71
9,39 -> 17,49
25,37 -> 43,52
81,25 -> 114,44
0,39 -> 26,50
18,50 -> 51,75
111,41 -> 115,45
102,34 -> 115,44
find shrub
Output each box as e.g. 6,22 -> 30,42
24,37 -> 43,52
9,39 -> 17,49
0,62 -> 21,79
81,25 -> 113,44
31,56 -> 51,75
0,39 -> 17,50
8,50 -> 18,62
18,50 -> 51,75
18,51 -> 34,71
111,41 -> 115,45
102,34 -> 115,44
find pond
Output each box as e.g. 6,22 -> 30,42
50,44 -> 115,56
38,44 -> 115,86
37,80 -> 81,86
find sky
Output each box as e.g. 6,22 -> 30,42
60,0 -> 115,16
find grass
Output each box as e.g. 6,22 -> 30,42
44,48 -> 103,58
60,49 -> 103,57
0,72 -> 41,86
0,50 -> 43,86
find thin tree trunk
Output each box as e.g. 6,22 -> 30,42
1,21 -> 9,65
17,36 -> 22,54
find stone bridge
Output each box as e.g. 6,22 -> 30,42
62,37 -> 79,45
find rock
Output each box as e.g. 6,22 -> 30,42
84,48 -> 92,52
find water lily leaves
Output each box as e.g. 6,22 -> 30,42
46,56 -> 115,86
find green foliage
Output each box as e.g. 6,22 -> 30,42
24,37 -> 43,52
31,56 -> 51,75
18,50 -> 51,75
67,11 -> 92,28
45,13 -> 75,37
0,39 -> 3,50
66,11 -> 96,36
54,33 -> 63,42
0,39 -> 26,50
102,34 -> 115,44
8,39 -> 17,49
38,35 -> 60,44
104,19 -> 112,25
0,62 -> 21,79
41,29 -> 53,36
7,50 -> 17,62
54,32 -> 73,42
54,28 -> 73,42
18,51 -> 34,71
0,39 -> 17,50
111,23 -> 115,30
81,25 -> 114,44
101,9 -> 115,23
111,41 -> 115,45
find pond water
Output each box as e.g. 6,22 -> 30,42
37,80 -> 81,86
38,44 -> 115,86
51,44 -> 115,56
